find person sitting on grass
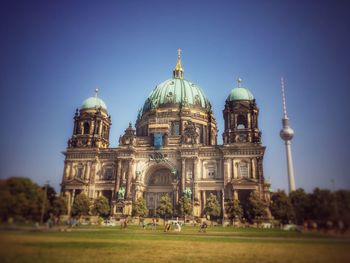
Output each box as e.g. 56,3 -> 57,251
164,223 -> 171,232
174,222 -> 181,232
151,218 -> 157,230
199,221 -> 208,233
120,218 -> 128,229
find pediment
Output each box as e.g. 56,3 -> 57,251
65,177 -> 87,185
231,177 -> 258,185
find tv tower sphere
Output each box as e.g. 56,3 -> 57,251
280,122 -> 294,141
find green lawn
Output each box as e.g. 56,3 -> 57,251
0,225 -> 349,263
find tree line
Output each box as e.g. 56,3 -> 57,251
0,177 -> 349,229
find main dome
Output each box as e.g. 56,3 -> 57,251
141,78 -> 211,114
140,49 -> 211,116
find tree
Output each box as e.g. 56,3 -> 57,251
245,191 -> 267,223
204,193 -> 221,219
270,190 -> 294,224
226,199 -> 243,223
50,195 -> 68,217
157,194 -> 173,222
289,188 -> 310,224
334,190 -> 350,224
92,196 -> 110,217
72,193 -> 91,217
178,196 -> 193,222
132,197 -> 148,219
308,188 -> 335,223
0,187 -> 16,222
0,177 -> 43,222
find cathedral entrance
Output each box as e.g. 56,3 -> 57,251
144,168 -> 174,216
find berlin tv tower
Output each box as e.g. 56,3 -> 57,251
280,77 -> 296,192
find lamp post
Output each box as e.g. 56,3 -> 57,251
192,177 -> 195,226
222,188 -> 225,226
40,181 -> 49,225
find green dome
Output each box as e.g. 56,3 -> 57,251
81,97 -> 107,110
227,87 -> 254,101
141,78 -> 210,114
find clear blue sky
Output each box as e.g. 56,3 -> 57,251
0,0 -> 349,192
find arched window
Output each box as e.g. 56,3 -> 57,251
102,126 -> 107,138
76,165 -> 84,179
239,161 -> 249,178
171,121 -> 180,135
83,122 -> 90,135
237,115 -> 247,129
104,167 -> 114,180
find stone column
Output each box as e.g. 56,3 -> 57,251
233,189 -> 238,200
99,122 -> 103,136
257,157 -> 264,181
114,160 -> 122,198
227,112 -> 231,130
181,158 -> 186,192
66,191 -> 71,216
71,189 -> 76,207
231,159 -> 235,179
84,162 -> 91,180
64,162 -> 72,180
202,191 -> 207,213
90,120 -> 95,135
193,158 -> 198,200
63,161 -> 69,180
126,159 -> 134,199
79,122 -> 83,135
223,158 -> 230,184
251,159 -> 256,179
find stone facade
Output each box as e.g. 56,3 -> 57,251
61,53 -> 270,218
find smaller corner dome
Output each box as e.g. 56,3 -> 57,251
227,87 -> 254,101
81,97 -> 107,111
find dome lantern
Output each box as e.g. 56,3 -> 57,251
173,48 -> 184,79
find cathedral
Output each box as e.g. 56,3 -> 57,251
61,50 -> 270,218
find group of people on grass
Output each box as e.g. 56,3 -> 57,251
119,217 -> 209,233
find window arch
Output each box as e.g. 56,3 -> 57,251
83,122 -> 90,135
237,115 -> 247,129
239,161 -> 249,178
103,166 -> 114,180
171,121 -> 180,135
76,164 -> 84,179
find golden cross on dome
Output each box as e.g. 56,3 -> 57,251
177,48 -> 181,58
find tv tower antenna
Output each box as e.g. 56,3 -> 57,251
279,77 -> 296,192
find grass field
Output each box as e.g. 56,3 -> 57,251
0,225 -> 349,263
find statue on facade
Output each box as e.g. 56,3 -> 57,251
183,187 -> 192,199
118,186 -> 125,200
181,121 -> 199,145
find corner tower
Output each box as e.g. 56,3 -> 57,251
68,89 -> 111,148
223,79 -> 261,144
